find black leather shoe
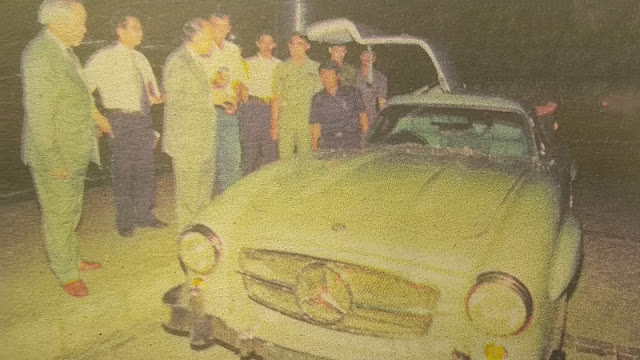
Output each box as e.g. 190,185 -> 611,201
138,218 -> 168,229
118,227 -> 134,237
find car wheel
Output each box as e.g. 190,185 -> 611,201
549,349 -> 566,360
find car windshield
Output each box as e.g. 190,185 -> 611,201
368,105 -> 533,157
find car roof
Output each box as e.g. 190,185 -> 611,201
388,93 -> 530,115
306,18 -> 462,93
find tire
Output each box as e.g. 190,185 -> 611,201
549,349 -> 566,360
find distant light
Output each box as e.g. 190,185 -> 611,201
602,101 -> 609,107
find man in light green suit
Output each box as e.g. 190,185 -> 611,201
162,19 -> 218,233
21,0 -> 112,297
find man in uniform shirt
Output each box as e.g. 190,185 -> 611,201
271,33 -> 321,159
206,13 -> 246,192
85,15 -> 166,238
22,0 -> 112,297
328,44 -> 358,86
356,49 -> 387,135
238,33 -> 280,174
310,62 -> 368,151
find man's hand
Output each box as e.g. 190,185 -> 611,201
150,93 -> 166,105
233,82 -> 249,104
311,124 -> 321,152
51,168 -> 69,179
270,123 -> 278,141
270,96 -> 281,141
223,100 -> 238,114
94,110 -> 113,138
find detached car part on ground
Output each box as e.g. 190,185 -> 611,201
162,19 -> 581,360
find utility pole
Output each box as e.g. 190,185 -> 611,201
294,0 -> 307,32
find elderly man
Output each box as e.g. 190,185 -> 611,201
85,15 -> 166,238
206,13 -> 246,192
162,19 -> 217,233
22,0 -> 112,297
238,33 -> 280,174
310,61 -> 368,151
271,33 -> 321,159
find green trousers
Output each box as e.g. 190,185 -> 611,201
32,166 -> 86,285
215,109 -> 242,193
172,152 -> 216,234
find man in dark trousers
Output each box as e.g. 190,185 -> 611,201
85,15 -> 166,237
310,62 -> 368,151
238,33 -> 280,174
21,0 -> 112,297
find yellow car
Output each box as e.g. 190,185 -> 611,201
162,19 -> 581,360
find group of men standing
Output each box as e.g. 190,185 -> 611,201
21,0 -> 388,297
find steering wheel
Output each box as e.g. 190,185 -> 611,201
385,130 -> 429,146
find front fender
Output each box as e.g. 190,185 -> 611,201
548,214 -> 582,300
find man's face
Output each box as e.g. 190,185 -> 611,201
210,16 -> 231,40
329,45 -> 347,64
320,68 -> 339,91
191,24 -> 214,55
288,35 -> 309,58
256,34 -> 276,54
55,2 -> 87,47
360,51 -> 376,66
117,17 -> 143,48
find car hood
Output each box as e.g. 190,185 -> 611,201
207,149 -> 553,273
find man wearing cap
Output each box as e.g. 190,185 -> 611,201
310,62 -> 368,151
238,33 -> 280,174
85,15 -> 167,238
271,33 -> 321,159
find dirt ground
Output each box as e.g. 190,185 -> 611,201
0,173 -> 638,359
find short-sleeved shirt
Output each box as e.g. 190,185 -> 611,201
272,57 -> 321,128
309,85 -> 365,134
203,40 -> 246,95
245,54 -> 280,98
357,68 -> 388,121
84,42 -> 160,113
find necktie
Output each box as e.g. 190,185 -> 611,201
130,52 -> 151,115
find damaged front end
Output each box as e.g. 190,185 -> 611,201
162,282 -> 331,359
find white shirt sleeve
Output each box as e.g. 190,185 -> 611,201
138,52 -> 160,98
83,51 -> 104,93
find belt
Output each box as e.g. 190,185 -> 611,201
248,95 -> 271,104
325,129 -> 358,138
106,108 -> 148,116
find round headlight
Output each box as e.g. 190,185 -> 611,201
466,272 -> 533,336
178,225 -> 221,275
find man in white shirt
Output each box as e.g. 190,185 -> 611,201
85,15 -> 166,237
238,33 -> 280,174
206,13 -> 246,192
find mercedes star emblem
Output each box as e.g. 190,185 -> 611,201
296,262 -> 353,325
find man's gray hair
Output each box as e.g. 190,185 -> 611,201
182,18 -> 209,42
38,0 -> 79,26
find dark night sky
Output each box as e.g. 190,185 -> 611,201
3,0 -> 640,77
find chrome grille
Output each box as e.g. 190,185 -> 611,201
239,249 -> 440,338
